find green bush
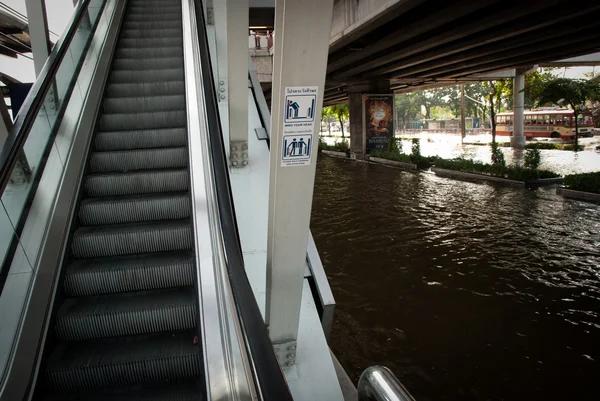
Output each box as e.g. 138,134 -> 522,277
433,157 -> 559,181
564,172 -> 600,194
411,138 -> 421,158
490,142 -> 506,167
525,142 -> 558,150
562,144 -> 584,151
319,137 -> 349,153
388,137 -> 402,154
523,148 -> 541,170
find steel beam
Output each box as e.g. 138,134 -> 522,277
24,0 -> 50,76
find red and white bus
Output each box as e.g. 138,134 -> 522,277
496,108 -> 594,139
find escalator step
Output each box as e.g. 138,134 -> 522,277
46,331 -> 201,392
118,37 -> 182,49
79,193 -> 190,225
44,380 -> 201,401
120,28 -> 183,39
126,6 -> 182,15
114,46 -> 183,59
126,13 -> 182,22
85,169 -> 189,197
55,288 -> 196,341
95,128 -> 187,151
64,251 -> 194,297
122,20 -> 182,30
103,95 -> 186,114
106,80 -> 185,97
72,219 -> 192,259
89,147 -> 188,173
98,110 -> 186,131
109,68 -> 184,83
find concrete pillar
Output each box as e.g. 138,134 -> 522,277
511,73 -> 526,148
25,0 -> 50,76
460,84 -> 466,143
348,80 -> 391,159
266,0 -> 334,352
226,0 -> 249,167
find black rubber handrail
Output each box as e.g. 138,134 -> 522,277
193,1 -> 294,400
0,0 -> 91,196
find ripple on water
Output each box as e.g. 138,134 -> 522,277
311,155 -> 600,401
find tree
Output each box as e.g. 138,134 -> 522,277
321,106 -> 334,136
330,104 -> 349,138
483,79 -> 511,144
535,78 -> 600,150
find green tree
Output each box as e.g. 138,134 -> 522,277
535,78 -> 600,150
330,104 -> 350,138
395,93 -> 421,128
483,79 -> 511,144
321,106 -> 334,136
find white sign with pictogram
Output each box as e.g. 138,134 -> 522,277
281,86 -> 318,167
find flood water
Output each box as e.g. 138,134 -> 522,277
310,154 -> 600,401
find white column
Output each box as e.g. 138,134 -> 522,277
211,0 -> 230,153
266,0 -> 334,350
0,95 -> 11,148
25,0 -> 50,76
460,84 -> 466,143
226,0 -> 249,167
511,73 -> 526,148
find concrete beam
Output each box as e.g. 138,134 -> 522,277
327,0 -> 499,75
539,52 -> 600,67
332,0 -> 575,80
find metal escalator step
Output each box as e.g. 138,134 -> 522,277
115,46 -> 183,59
122,20 -> 182,30
79,193 -> 190,225
98,110 -> 186,131
120,28 -> 182,39
64,251 -> 194,297
106,80 -> 184,97
72,219 -> 192,259
103,95 -> 186,114
46,331 -> 201,392
126,13 -> 182,22
55,288 -> 197,341
44,380 -> 201,401
126,6 -> 182,15
118,37 -> 182,49
46,381 -> 201,401
85,169 -> 189,197
112,56 -> 184,71
109,68 -> 184,84
95,128 -> 187,151
90,147 -> 188,173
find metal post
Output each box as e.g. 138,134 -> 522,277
0,95 -> 10,149
24,0 -> 50,76
266,0 -> 334,359
211,0 -> 230,156
511,73 -> 526,148
460,84 -> 466,144
226,0 -> 249,167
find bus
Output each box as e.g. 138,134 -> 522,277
495,108 -> 594,139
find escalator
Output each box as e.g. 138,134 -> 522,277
35,0 -> 201,398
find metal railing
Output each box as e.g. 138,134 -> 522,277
186,0 -> 293,399
358,366 -> 416,401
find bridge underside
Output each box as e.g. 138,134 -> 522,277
266,0 -> 600,105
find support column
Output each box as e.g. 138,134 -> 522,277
226,0 -> 249,167
266,0 -> 334,358
24,0 -> 50,76
460,84 -> 466,144
511,73 -> 526,148
348,80 -> 391,159
0,95 -> 11,149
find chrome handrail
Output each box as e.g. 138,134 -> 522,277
358,366 -> 416,401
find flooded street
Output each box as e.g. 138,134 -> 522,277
310,153 -> 600,400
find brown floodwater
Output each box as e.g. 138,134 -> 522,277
310,154 -> 600,401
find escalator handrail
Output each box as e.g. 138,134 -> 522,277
193,1 -> 294,400
0,0 -> 91,196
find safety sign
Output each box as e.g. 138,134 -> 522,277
281,86 -> 318,167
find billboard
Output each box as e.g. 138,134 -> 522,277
364,94 -> 394,153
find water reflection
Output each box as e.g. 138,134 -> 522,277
311,155 -> 600,401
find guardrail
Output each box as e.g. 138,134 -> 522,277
358,366 -> 416,401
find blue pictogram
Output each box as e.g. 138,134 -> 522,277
285,94 -> 316,123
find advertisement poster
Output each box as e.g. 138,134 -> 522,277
364,94 -> 394,153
